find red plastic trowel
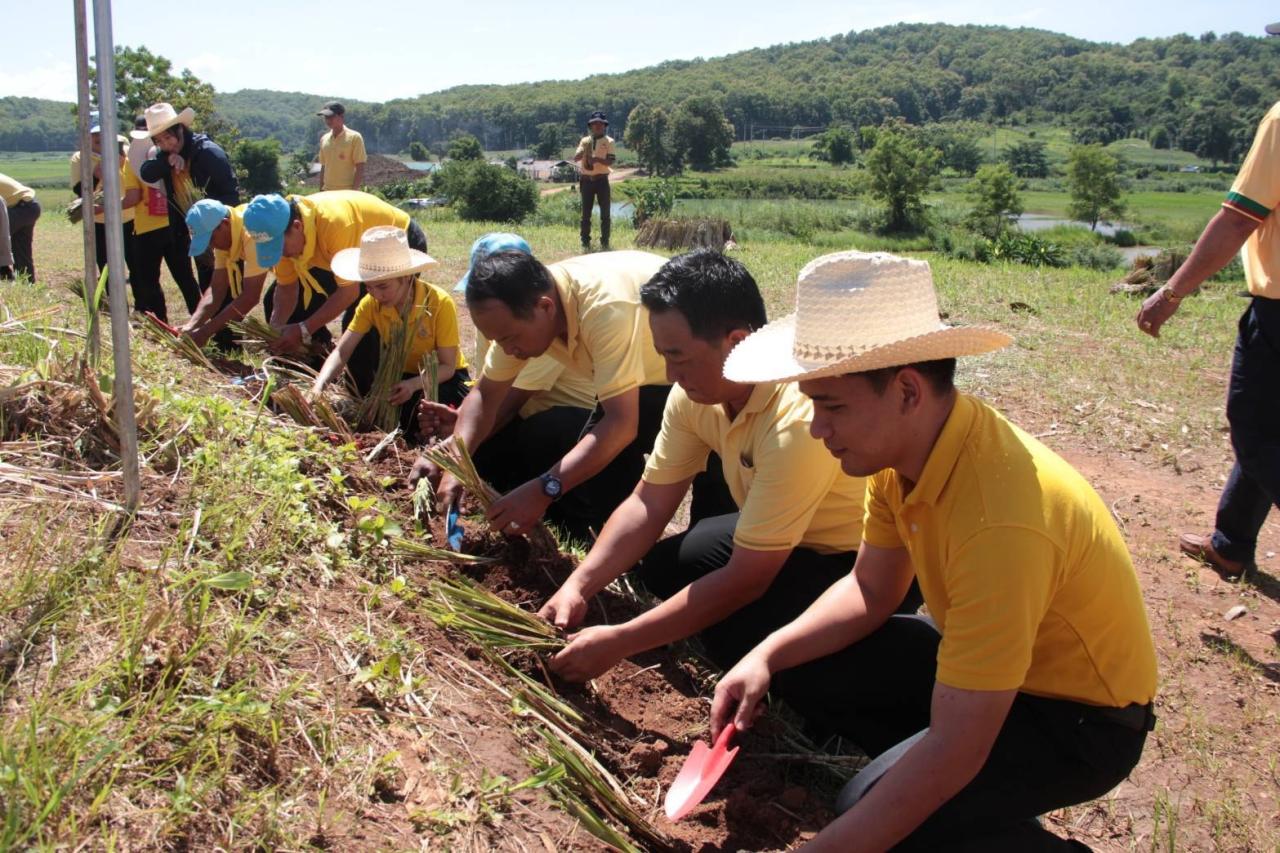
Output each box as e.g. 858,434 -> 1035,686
663,724 -> 740,821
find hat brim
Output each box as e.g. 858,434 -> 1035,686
147,107 -> 196,136
130,129 -> 152,141
330,247 -> 437,283
723,313 -> 1013,384
454,271 -> 470,293
254,235 -> 285,270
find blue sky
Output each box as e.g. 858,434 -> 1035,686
0,1 -> 1271,103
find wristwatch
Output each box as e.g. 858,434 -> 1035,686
539,473 -> 563,500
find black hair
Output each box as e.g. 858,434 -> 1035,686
640,249 -> 766,343
860,359 -> 957,395
464,251 -> 554,319
288,198 -> 302,227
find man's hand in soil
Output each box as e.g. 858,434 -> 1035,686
388,378 -> 418,406
710,651 -> 771,742
186,326 -> 212,349
409,456 -> 443,488
417,400 -> 458,439
486,478 -> 552,537
269,323 -> 306,355
539,582 -> 589,631
549,624 -> 627,682
1135,289 -> 1180,338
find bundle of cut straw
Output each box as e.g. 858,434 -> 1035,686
423,575 -> 562,651
354,310 -> 411,433
229,316 -> 319,356
387,536 -> 493,565
270,384 -> 354,439
419,351 -> 439,404
422,436 -> 499,509
139,312 -> 215,371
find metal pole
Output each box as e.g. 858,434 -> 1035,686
91,0 -> 141,511
72,0 -> 100,364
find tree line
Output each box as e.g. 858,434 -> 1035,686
3,23 -> 1276,165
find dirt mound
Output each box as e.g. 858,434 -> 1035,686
304,154 -> 421,188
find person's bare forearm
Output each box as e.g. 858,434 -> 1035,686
300,284 -> 358,332
196,275 -> 263,337
452,378 -> 508,453
1165,209 -> 1259,297
270,282 -> 299,327
353,164 -> 365,188
566,488 -> 681,599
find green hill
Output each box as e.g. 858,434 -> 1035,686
3,23 -> 1276,160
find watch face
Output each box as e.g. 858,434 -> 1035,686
542,475 -> 563,497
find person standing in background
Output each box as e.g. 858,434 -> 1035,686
0,172 -> 40,282
71,113 -> 136,283
317,102 -> 367,191
574,111 -> 615,251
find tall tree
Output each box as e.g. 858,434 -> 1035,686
624,104 -> 679,175
532,123 -> 569,160
811,125 -> 856,165
1003,139 -> 1049,178
866,130 -> 939,233
670,96 -> 735,171
966,163 -> 1023,236
447,133 -> 484,161
1066,145 -> 1126,230
89,46 -> 236,144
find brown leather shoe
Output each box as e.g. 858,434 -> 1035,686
1179,533 -> 1249,579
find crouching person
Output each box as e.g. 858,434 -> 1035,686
540,250 -> 916,682
710,251 -> 1158,851
311,226 -> 469,437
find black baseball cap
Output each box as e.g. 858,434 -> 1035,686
317,102 -> 345,117
587,111 -> 608,126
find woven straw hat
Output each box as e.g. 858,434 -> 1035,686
142,103 -> 195,136
331,226 -> 436,283
723,250 -> 1012,384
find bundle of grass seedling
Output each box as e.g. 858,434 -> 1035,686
270,384 -> 354,439
387,536 -> 493,564
419,351 -> 439,404
423,436 -> 500,509
139,312 -> 216,371
422,575 -> 563,652
229,315 -> 319,356
353,308 -> 411,433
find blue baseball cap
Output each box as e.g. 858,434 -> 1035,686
455,232 -> 532,293
242,194 -> 292,269
185,199 -> 230,256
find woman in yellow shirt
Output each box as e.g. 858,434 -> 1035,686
311,226 -> 470,437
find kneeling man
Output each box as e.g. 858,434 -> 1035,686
711,251 -> 1158,851
541,250 -> 905,682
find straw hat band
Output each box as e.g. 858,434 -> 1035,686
330,225 -> 436,283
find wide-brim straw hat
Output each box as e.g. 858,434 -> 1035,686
331,225 -> 437,283
143,103 -> 195,136
723,250 -> 1012,384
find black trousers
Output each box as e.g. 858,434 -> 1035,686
130,226 -> 200,322
779,616 -> 1151,851
168,223 -> 209,315
1210,296 -> 1280,565
7,199 -> 40,282
579,175 -> 610,247
635,512 -> 922,671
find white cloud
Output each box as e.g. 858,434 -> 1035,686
0,61 -> 78,102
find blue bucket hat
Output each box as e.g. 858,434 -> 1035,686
455,232 -> 532,293
242,194 -> 292,269
185,199 -> 230,256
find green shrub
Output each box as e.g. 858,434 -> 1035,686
1069,243 -> 1125,271
619,179 -> 676,224
233,138 -> 282,196
437,160 -> 538,222
528,191 -> 581,227
1107,228 -> 1137,247
372,177 -> 437,202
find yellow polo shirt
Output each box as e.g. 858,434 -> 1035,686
644,382 -> 866,554
862,394 -> 1157,708
272,191 -> 411,290
479,337 -> 596,418
122,158 -> 168,236
1223,100 -> 1280,299
348,278 -> 469,375
576,134 -> 615,177
482,251 -> 669,401
212,204 -> 267,296
319,128 -> 368,191
69,151 -> 134,225
0,174 -> 35,207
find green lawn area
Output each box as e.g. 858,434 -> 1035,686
0,151 -> 75,189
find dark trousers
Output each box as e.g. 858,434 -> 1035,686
7,199 -> 40,282
130,226 -> 195,322
93,220 -> 137,286
635,512 -> 922,670
168,224 -> 210,314
579,175 -> 610,247
386,369 -> 470,443
556,384 -> 671,542
779,616 -> 1150,851
474,405 -> 595,536
1211,296 -> 1280,565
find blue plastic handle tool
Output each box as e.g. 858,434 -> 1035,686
446,505 -> 464,551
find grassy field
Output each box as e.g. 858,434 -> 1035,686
3,185 -> 1277,850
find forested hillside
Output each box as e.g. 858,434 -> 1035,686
4,23 -> 1276,159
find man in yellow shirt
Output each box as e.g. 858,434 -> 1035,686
0,173 -> 39,282
70,114 -> 136,283
539,250 -> 916,683
316,103 -> 367,191
1137,95 -> 1280,581
182,199 -> 270,346
243,191 -> 426,382
713,250 -> 1157,851
573,111 -> 615,251
421,247 -> 673,543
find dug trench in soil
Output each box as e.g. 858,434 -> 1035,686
406,501 -> 846,852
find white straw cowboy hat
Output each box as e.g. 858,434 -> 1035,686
723,250 -> 1012,384
142,103 -> 195,136
331,226 -> 437,283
